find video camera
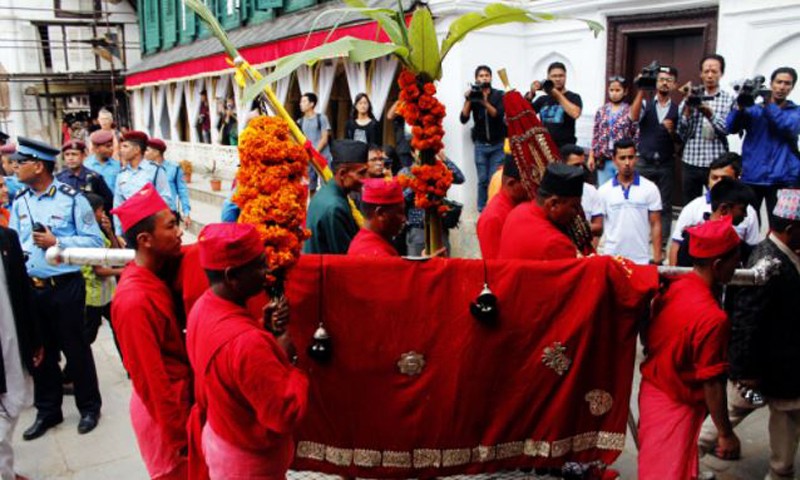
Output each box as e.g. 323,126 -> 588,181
733,75 -> 771,108
468,82 -> 491,102
635,61 -> 661,90
680,83 -> 714,107
535,79 -> 555,95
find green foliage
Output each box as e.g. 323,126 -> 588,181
407,7 -> 440,80
439,4 -> 537,61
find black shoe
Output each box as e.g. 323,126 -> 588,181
22,416 -> 63,441
77,412 -> 100,434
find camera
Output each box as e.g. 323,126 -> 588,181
536,79 -> 555,95
733,75 -> 771,108
680,84 -> 714,107
635,60 -> 661,90
468,82 -> 490,102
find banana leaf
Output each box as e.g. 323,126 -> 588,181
344,0 -> 407,49
407,6 -> 440,80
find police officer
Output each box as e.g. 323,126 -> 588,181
84,129 -> 121,195
113,130 -> 172,235
144,138 -> 192,227
56,140 -> 114,213
9,136 -> 104,440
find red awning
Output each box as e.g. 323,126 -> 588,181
125,21 -> 393,88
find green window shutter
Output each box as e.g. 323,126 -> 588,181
179,0 -> 197,44
218,0 -> 243,30
144,0 -> 161,53
161,0 -> 178,49
198,0 -> 214,38
281,0 -> 315,14
256,0 -> 282,10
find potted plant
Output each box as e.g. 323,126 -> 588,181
207,160 -> 222,191
180,159 -> 193,183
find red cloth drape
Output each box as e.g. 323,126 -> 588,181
283,255 -> 658,477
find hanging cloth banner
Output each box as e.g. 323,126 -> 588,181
280,255 -> 658,478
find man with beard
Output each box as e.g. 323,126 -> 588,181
348,178 -> 406,257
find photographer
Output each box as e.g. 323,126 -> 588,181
459,65 -> 506,212
631,64 -> 680,245
525,62 -> 583,148
727,67 -> 800,226
677,54 -> 735,201
216,97 -> 238,146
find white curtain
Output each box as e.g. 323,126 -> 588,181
206,76 -> 220,144
344,61 -> 368,104
369,56 -> 398,120
274,74 -> 292,110
184,79 -> 203,143
152,84 -> 169,139
142,86 -> 153,136
167,81 -> 185,141
296,65 -> 314,97
231,78 -> 250,132
130,89 -> 143,132
316,60 -> 337,115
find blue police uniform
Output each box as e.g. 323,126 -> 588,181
56,165 -> 114,213
3,175 -> 22,205
113,160 -> 172,234
8,137 -> 103,432
84,154 -> 121,195
159,160 -> 191,218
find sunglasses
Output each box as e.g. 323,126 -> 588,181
608,76 -> 626,84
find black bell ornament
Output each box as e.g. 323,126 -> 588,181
470,283 -> 498,324
307,323 -> 332,363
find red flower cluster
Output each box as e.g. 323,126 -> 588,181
398,160 -> 454,212
234,116 -> 311,284
396,70 -> 446,153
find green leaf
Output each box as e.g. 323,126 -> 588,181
348,38 -> 406,63
183,0 -> 239,58
407,6 -> 440,80
344,0 -> 406,48
440,3 -> 537,62
576,17 -> 604,38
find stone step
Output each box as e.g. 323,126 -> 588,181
186,196 -> 224,237
186,175 -> 234,207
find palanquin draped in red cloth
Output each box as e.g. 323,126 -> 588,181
281,255 -> 658,477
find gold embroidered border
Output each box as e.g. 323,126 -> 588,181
296,431 -> 624,469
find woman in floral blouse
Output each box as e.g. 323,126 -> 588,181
588,77 -> 639,186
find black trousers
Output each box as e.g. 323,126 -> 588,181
682,163 -> 710,203
747,183 -> 781,228
32,273 -> 102,420
638,162 -> 674,247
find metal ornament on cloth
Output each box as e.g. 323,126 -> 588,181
584,389 -> 614,416
502,87 -> 595,256
397,351 -> 426,376
542,341 -> 571,376
308,255 -> 332,363
470,259 -> 498,325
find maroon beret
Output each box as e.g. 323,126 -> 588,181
61,140 -> 86,153
122,130 -> 149,145
147,138 -> 167,153
90,129 -> 114,145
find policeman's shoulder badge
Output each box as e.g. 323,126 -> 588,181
59,184 -> 78,197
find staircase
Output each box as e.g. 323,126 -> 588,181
185,176 -> 232,237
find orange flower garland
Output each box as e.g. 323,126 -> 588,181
234,116 -> 310,284
398,162 -> 454,214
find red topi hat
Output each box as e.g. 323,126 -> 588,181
122,130 -> 149,145
197,223 -> 264,271
110,183 -> 170,233
147,138 -> 167,153
61,140 -> 86,153
90,130 -> 114,145
688,216 -> 741,259
362,178 -> 404,205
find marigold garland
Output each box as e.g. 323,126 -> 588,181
234,116 -> 311,284
397,161 -> 454,214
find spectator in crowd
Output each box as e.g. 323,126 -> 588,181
298,92 -> 332,194
56,140 -> 114,214
401,150 -> 465,256
9,137 -> 104,440
366,144 -> 387,179
217,97 -> 238,146
145,138 -> 192,228
727,189 -> 800,480
345,93 -> 382,146
638,218 -> 742,479
527,62 -> 583,148
0,221 -> 42,479
727,66 -> 800,226
669,153 -> 761,266
386,100 -> 413,170
221,188 -> 240,223
1,142 -> 23,202
677,54 -> 735,201
93,109 -> 120,159
597,138 -> 663,265
561,144 -> 603,239
460,65 -> 506,212
588,76 -> 639,185
348,178 -> 406,257
85,130 -> 122,195
197,90 -> 212,144
631,65 -> 681,247
0,176 -> 8,227
477,154 -> 529,260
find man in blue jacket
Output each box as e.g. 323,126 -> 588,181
727,67 -> 800,226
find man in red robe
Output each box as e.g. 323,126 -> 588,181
638,217 -> 742,479
110,184 -> 191,479
477,154 -> 530,259
187,223 -> 308,480
348,178 -> 406,257
498,163 -> 584,260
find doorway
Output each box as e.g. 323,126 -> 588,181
607,7 -> 718,206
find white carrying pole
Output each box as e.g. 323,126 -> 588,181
45,246 -> 135,267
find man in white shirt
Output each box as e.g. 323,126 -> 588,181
598,138 -> 663,264
561,144 -> 603,239
669,153 -> 760,265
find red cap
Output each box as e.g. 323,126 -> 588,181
110,183 -> 170,233
90,130 -> 114,145
0,143 -> 16,155
122,130 -> 149,145
61,140 -> 86,153
362,178 -> 404,205
197,223 -> 264,270
147,138 -> 167,153
688,216 -> 741,259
